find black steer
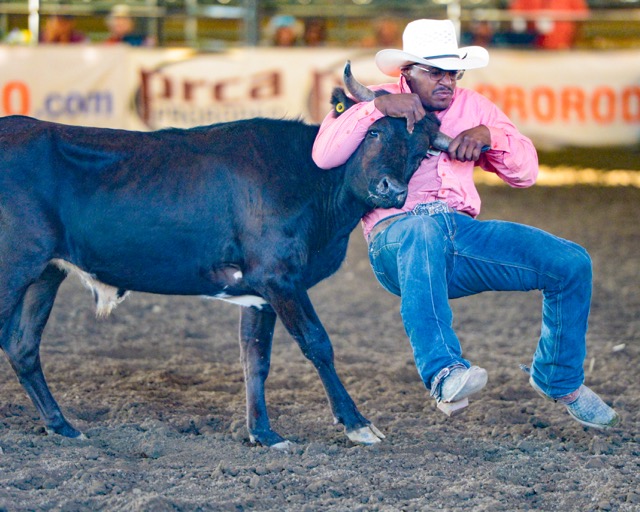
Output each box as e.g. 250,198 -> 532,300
0,76 -> 443,447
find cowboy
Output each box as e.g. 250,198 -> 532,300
312,19 -> 619,429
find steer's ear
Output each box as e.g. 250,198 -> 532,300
330,87 -> 357,117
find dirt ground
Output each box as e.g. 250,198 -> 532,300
1,184 -> 639,511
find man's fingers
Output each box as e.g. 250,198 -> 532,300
448,138 -> 460,156
448,126 -> 491,161
374,93 -> 426,132
405,115 -> 415,134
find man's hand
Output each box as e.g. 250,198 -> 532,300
374,94 -> 426,134
447,125 -> 491,162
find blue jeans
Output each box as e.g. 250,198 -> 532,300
367,201 -> 592,399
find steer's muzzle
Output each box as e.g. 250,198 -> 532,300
374,177 -> 408,208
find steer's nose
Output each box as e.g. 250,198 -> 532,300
376,177 -> 408,206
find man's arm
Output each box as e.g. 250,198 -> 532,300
312,100 -> 383,169
455,90 -> 539,188
312,84 -> 422,169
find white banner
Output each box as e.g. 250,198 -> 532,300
0,45 -> 195,129
0,45 -> 638,149
0,45 -> 129,128
462,49 -> 640,149
126,47 -> 355,131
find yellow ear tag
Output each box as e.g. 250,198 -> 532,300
335,102 -> 345,113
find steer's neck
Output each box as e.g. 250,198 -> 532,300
314,174 -> 368,248
298,169 -> 369,289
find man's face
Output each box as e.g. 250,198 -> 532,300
401,65 -> 464,112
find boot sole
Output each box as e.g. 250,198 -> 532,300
437,398 -> 469,416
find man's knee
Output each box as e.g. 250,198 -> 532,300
548,241 -> 592,292
563,242 -> 592,282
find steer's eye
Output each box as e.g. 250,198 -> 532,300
367,130 -> 379,138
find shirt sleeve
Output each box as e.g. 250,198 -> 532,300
471,91 -> 539,188
312,99 -> 385,170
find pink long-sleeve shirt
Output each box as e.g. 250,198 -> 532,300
312,77 -> 539,238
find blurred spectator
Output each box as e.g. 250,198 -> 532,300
267,15 -> 304,47
361,18 -> 402,48
303,18 -> 327,47
461,20 -> 510,48
41,14 -> 88,44
466,20 -> 495,47
509,0 -> 589,50
105,4 -> 155,46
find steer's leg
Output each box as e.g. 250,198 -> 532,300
265,287 -> 384,445
238,305 -> 289,448
0,264 -> 82,438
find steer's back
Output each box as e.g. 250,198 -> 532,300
0,115 -> 321,190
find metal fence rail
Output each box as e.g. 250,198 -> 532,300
1,1 -> 639,48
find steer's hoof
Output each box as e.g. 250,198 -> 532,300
249,432 -> 292,451
46,428 -> 87,440
269,440 -> 293,451
346,424 -> 385,445
45,422 -> 86,440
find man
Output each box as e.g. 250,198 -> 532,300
312,19 -> 619,429
41,14 -> 88,44
104,4 -> 154,47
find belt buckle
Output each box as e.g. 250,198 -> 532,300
413,201 -> 448,216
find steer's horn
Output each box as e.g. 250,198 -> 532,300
343,61 -> 376,102
431,132 -> 454,152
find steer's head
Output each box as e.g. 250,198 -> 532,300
331,62 -> 452,210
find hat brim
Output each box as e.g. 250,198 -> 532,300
375,47 -> 489,77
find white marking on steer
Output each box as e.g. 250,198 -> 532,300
204,293 -> 268,309
51,259 -> 129,318
51,259 -> 266,314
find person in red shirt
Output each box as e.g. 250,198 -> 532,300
510,0 -> 590,50
313,19 -> 619,430
41,14 -> 88,44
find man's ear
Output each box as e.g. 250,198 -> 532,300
400,66 -> 413,87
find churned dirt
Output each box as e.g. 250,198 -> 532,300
1,183 -> 639,511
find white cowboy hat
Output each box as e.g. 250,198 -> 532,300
375,19 -> 489,77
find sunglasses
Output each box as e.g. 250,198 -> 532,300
410,65 -> 465,82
